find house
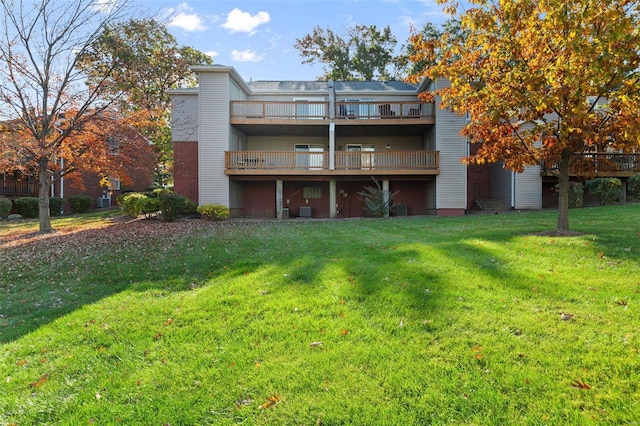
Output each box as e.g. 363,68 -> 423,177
0,119 -> 155,209
170,65 -> 639,218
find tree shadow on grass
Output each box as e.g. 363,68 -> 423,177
1,207 -> 637,343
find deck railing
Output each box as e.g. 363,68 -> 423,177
335,151 -> 439,170
570,153 -> 640,174
335,101 -> 435,119
0,180 -> 38,197
230,101 -> 434,120
231,101 -> 329,119
544,153 -> 640,175
225,150 -> 439,172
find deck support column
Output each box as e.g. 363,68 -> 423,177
276,180 -> 284,219
329,122 -> 335,170
330,179 -> 337,219
383,179 -> 390,218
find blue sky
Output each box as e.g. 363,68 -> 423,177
135,0 -> 450,82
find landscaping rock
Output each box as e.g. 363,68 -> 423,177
7,214 -> 22,220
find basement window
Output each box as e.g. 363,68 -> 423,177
303,186 -> 322,199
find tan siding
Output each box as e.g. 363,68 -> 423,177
198,72 -> 230,205
434,80 -> 467,210
171,94 -> 198,142
514,165 -> 542,209
247,136 -> 327,150
230,80 -> 247,101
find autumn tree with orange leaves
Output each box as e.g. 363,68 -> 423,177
0,0 -> 146,232
408,0 -> 640,232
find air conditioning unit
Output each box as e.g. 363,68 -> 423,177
299,206 -> 312,218
394,204 -> 407,216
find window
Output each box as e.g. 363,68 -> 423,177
295,144 -> 324,169
303,186 -> 322,199
107,136 -> 119,155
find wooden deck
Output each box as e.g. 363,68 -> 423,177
225,151 -> 439,176
543,153 -> 640,177
230,100 -> 435,123
0,180 -> 38,197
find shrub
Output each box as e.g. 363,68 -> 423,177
157,190 -> 189,222
585,177 -> 621,205
555,182 -> 584,208
357,178 -> 398,218
67,194 -> 94,213
14,197 -> 39,218
49,196 -> 65,216
0,198 -> 12,219
628,174 -> 640,200
118,192 -> 160,218
118,192 -> 144,217
197,204 -> 229,220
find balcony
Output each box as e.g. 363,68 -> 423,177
0,180 -> 38,197
225,150 -> 439,176
543,153 -> 640,177
230,100 -> 435,123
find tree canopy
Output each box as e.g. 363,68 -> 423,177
77,19 -> 213,186
0,0 -> 140,232
408,0 -> 640,232
294,24 -> 401,81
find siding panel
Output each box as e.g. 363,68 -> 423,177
199,73 -> 230,205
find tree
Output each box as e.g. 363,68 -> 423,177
294,25 -> 400,81
408,0 -> 640,232
0,0 -> 138,232
77,19 -> 213,186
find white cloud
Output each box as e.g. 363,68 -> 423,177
205,51 -> 219,59
231,49 -> 263,62
91,0 -> 118,14
167,3 -> 207,32
222,8 -> 270,34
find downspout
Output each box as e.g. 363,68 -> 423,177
328,80 -> 335,170
511,172 -> 516,209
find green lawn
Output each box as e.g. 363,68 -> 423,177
1,206 -> 639,425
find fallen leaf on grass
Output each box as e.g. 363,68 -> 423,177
616,299 -> 628,306
560,313 -> 574,321
571,380 -> 591,389
259,394 -> 281,409
153,332 -> 163,340
29,373 -> 49,388
16,359 -> 28,367
235,395 -> 253,409
310,341 -> 323,347
341,329 -> 349,336
164,318 -> 174,326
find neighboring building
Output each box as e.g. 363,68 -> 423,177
170,65 -> 639,219
0,123 -> 155,209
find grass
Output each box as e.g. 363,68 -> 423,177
1,205 -> 639,425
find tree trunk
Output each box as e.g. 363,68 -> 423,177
556,149 -> 571,233
38,156 -> 53,233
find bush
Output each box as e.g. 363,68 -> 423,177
14,197 -> 39,218
0,198 -> 12,219
555,182 -> 584,208
156,190 -> 189,222
585,178 -> 621,205
117,192 -> 160,218
118,192 -> 144,218
628,174 -> 640,200
357,178 -> 398,218
67,194 -> 94,213
197,204 -> 229,220
49,196 -> 65,216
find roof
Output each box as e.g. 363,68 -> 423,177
249,80 -> 417,93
